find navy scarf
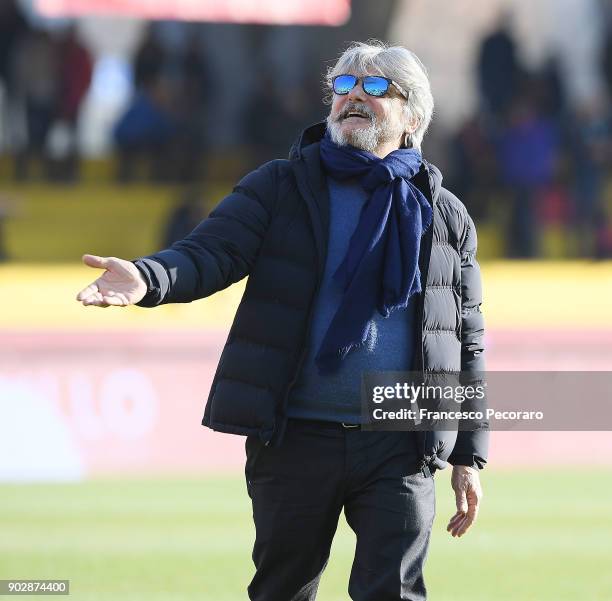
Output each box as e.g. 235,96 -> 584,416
315,133 -> 433,374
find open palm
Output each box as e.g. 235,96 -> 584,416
76,254 -> 148,307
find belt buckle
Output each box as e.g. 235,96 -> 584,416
341,422 -> 360,429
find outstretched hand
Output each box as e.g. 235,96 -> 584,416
447,465 -> 483,538
76,254 -> 148,308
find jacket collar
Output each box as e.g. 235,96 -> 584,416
289,131 -> 329,272
289,121 -> 326,161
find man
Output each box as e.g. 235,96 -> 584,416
77,40 -> 488,601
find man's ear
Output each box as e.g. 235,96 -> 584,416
402,117 -> 420,148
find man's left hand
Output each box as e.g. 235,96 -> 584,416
447,465 -> 483,538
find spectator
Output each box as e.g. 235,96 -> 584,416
0,196 -> 12,262
569,99 -> 612,257
244,72 -> 309,165
49,25 -> 93,181
494,90 -> 561,257
133,25 -> 164,91
11,29 -> 60,180
113,74 -> 178,182
446,114 -> 500,221
0,0 -> 29,89
163,186 -> 207,247
476,10 -> 524,120
171,33 -> 211,181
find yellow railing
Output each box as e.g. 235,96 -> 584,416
1,261 -> 610,330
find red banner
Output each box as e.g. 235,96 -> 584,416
37,0 -> 351,25
0,330 -> 244,481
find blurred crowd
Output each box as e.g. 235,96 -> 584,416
0,2 -> 92,181
113,25 -> 211,182
445,11 -> 612,258
1,0 -> 611,257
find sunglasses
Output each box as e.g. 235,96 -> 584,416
332,74 -> 409,100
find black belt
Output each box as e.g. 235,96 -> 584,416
288,418 -> 361,430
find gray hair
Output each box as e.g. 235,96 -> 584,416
324,40 -> 434,151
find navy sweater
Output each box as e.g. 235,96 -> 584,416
286,176 -> 417,423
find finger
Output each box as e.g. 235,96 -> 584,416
82,298 -> 110,308
79,290 -> 100,304
76,283 -> 99,301
449,515 -> 469,537
103,290 -> 130,305
455,514 -> 475,537
101,294 -> 128,306
454,496 -> 481,537
82,254 -> 111,270
82,291 -> 110,308
447,512 -> 465,530
449,515 -> 467,537
447,515 -> 466,533
113,292 -> 130,305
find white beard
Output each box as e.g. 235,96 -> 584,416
326,109 -> 404,153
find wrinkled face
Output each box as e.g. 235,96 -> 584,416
326,72 -> 408,155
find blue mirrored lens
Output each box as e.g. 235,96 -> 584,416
363,76 -> 389,96
333,75 -> 357,95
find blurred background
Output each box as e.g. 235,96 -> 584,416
1,0 -> 612,600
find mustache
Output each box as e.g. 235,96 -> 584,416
336,103 -> 375,122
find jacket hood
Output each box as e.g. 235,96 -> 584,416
289,121 -> 443,201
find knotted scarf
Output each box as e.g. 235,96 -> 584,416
315,133 -> 433,374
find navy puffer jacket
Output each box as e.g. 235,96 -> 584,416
134,123 -> 489,473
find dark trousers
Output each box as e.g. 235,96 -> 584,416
244,418 -> 436,601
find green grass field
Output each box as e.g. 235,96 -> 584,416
1,469 -> 611,601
